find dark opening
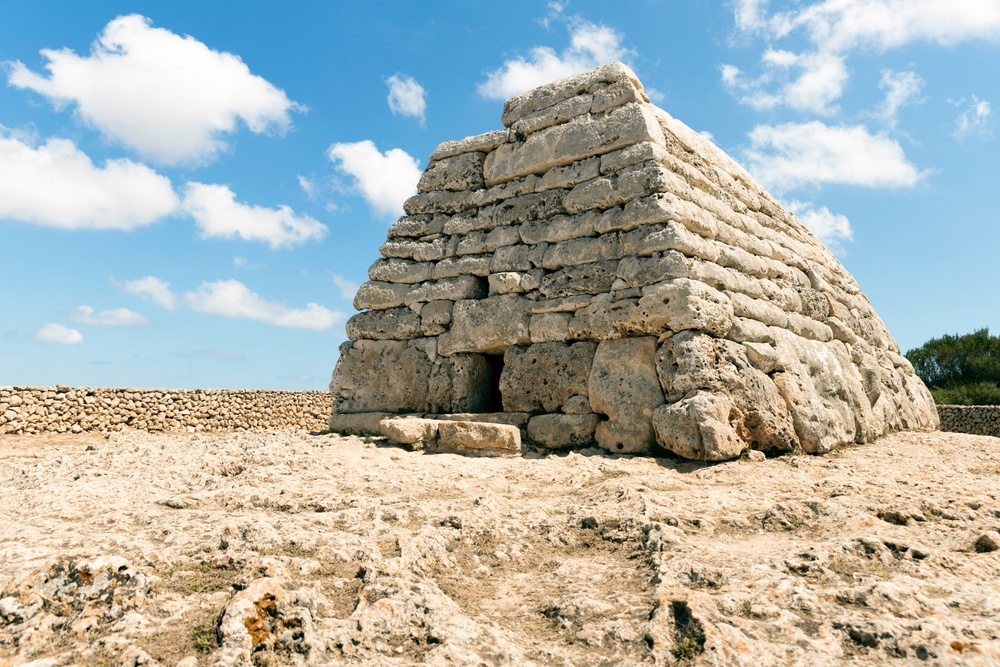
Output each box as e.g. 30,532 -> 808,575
485,354 -> 505,413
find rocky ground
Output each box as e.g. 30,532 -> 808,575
1,429 -> 999,666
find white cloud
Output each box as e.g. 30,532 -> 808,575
385,74 -> 427,123
71,305 -> 149,326
786,200 -> 853,254
953,96 -> 992,139
721,49 -> 847,115
182,182 -> 328,249
36,323 -> 83,345
122,276 -> 178,310
478,19 -> 633,99
742,0 -> 1000,52
0,132 -> 178,230
744,121 -> 925,191
183,279 -> 341,330
6,14 -> 304,165
233,256 -> 264,270
297,175 -> 317,199
332,274 -> 359,300
327,140 -> 420,218
874,70 -> 924,128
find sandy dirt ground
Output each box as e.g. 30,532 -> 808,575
1,428 -> 999,666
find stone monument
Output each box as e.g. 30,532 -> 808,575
328,62 -> 938,460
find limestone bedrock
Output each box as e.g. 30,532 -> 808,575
329,61 -> 938,461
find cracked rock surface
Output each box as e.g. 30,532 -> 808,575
2,428 -> 999,665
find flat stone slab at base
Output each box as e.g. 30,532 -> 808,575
330,412 -> 522,458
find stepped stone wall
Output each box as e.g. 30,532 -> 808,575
937,405 -> 1000,437
0,386 -> 330,434
329,62 -> 938,460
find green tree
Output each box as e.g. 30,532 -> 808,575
905,328 -> 1000,405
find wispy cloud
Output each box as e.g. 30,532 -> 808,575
0,131 -> 178,230
327,140 -> 420,218
721,49 -> 848,115
786,200 -> 853,255
71,305 -> 149,326
6,14 -> 304,165
385,74 -> 427,124
183,279 -> 342,330
120,276 -> 178,310
332,274 -> 359,300
478,19 -> 633,99
36,323 -> 83,345
734,0 -> 1000,53
182,182 -> 328,249
744,121 -> 925,191
952,96 -> 993,139
873,70 -> 924,128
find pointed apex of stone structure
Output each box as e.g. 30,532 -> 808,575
329,63 -> 938,461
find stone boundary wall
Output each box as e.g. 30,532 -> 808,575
0,386 -> 331,434
937,405 -> 1000,438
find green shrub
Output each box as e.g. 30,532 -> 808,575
906,328 -> 1000,405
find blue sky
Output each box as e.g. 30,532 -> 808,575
1,0 -> 998,389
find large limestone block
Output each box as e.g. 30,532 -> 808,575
438,296 -> 532,355
434,421 -> 521,457
428,354 -> 493,413
330,340 -> 433,414
589,337 -> 664,453
501,61 -> 643,126
540,260 -> 619,298
379,417 -> 439,445
652,392 -> 747,461
430,129 -> 508,161
768,330 -> 875,454
638,279 -> 734,337
417,152 -> 486,192
500,342 -> 598,413
564,161 -> 674,213
484,103 -> 665,185
346,307 -> 422,341
655,331 -> 798,455
527,413 -> 600,449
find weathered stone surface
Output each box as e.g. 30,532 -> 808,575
438,296 -> 532,355
368,258 -> 434,284
434,421 -> 521,457
564,161 -> 674,213
655,331 -> 798,454
379,417 -> 439,445
418,152 -> 486,193
485,103 -> 665,185
541,236 -> 621,270
346,307 -> 422,341
501,61 -> 642,126
429,354 -> 493,413
500,342 -> 597,413
540,260 -> 619,298
430,129 -> 508,161
330,62 -> 938,462
527,413 -> 600,449
652,392 -> 748,461
589,337 -> 663,453
328,412 -> 389,436
331,340 -> 433,414
529,312 -> 572,343
638,279 -> 734,337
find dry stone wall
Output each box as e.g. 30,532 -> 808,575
329,62 -> 939,460
937,405 -> 1000,437
0,386 -> 330,434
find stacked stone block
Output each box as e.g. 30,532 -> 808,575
936,405 -> 1000,437
330,62 -> 939,460
0,386 -> 329,434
